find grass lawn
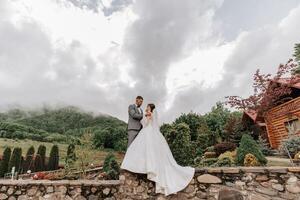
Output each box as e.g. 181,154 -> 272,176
0,138 -> 124,166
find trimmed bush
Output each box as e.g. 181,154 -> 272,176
0,147 -> 11,177
23,146 -> 35,173
8,147 -> 22,173
196,158 -> 218,167
167,123 -> 195,166
48,145 -> 59,171
214,142 -> 236,156
103,152 -> 120,180
65,144 -> 77,169
236,134 -> 267,166
34,145 -> 46,172
244,153 -> 259,167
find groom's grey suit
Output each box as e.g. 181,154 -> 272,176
127,104 -> 143,147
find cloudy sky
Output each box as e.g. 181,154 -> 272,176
0,0 -> 300,122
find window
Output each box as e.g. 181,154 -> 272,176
285,118 -> 300,135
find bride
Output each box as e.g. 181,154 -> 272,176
121,103 -> 195,196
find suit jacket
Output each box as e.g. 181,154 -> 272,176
127,104 -> 143,131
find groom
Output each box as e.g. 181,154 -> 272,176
127,96 -> 144,147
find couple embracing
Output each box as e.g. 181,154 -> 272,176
121,96 -> 195,196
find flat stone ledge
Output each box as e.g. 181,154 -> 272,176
195,167 -> 295,174
0,180 -> 120,186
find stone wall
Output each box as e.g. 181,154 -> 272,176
0,179 -> 119,200
118,167 -> 300,200
0,167 -> 299,200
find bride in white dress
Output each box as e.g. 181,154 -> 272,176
121,103 -> 195,196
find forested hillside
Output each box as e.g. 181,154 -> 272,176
0,106 -> 126,145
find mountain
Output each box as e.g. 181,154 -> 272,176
0,106 -> 126,144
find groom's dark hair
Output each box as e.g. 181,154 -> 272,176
136,96 -> 143,100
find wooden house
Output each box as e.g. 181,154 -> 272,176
243,78 -> 300,149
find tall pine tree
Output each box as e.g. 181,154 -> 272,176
23,146 -> 35,173
34,145 -> 46,172
293,43 -> 300,74
65,144 -> 76,170
8,147 -> 22,173
0,147 -> 11,177
48,145 -> 59,171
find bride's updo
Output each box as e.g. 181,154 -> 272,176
147,103 -> 155,112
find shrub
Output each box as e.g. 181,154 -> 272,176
280,136 -> 300,157
218,150 -> 236,164
237,134 -> 267,166
8,147 -> 22,173
167,123 -> 195,166
196,158 -> 218,167
244,153 -> 259,167
294,152 -> 300,160
48,145 -> 59,171
103,153 -> 120,180
258,136 -> 272,156
34,145 -> 46,172
23,146 -> 35,173
0,147 -> 11,177
65,144 -> 77,170
212,157 -> 233,167
214,142 -> 236,156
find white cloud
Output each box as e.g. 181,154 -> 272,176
0,0 -> 300,122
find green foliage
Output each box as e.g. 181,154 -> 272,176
48,145 -> 59,171
34,145 -> 46,172
8,147 -> 22,173
280,136 -> 300,157
293,43 -> 300,74
174,112 -> 205,141
212,157 -> 233,167
257,136 -> 272,156
237,134 -> 267,166
195,158 -> 218,167
103,152 -> 120,180
167,123 -> 195,166
65,144 -> 77,170
0,106 -> 126,145
204,102 -> 231,142
93,127 -> 127,151
23,146 -> 35,173
0,147 -> 11,177
0,122 -> 79,144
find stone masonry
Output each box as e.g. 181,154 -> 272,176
0,167 -> 299,199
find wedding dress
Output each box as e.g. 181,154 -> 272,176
121,110 -> 195,196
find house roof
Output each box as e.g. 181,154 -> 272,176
243,109 -> 258,122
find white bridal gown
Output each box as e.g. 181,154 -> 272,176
121,110 -> 195,196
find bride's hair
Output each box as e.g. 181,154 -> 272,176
147,103 -> 155,112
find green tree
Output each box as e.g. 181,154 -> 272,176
237,134 -> 267,166
23,146 -> 35,173
167,123 -> 195,166
48,145 -> 59,171
0,147 -> 11,177
93,127 -> 127,151
174,112 -> 205,141
293,43 -> 300,74
8,147 -> 22,173
103,152 -> 120,180
65,144 -> 77,170
34,145 -> 46,172
204,102 -> 231,142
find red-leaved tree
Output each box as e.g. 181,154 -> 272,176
226,59 -> 299,116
